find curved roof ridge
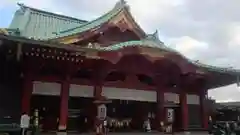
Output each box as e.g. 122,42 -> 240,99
94,38 -> 240,74
54,0 -> 146,39
17,3 -> 88,23
55,0 -> 127,37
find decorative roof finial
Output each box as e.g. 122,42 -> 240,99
114,0 -> 127,9
17,3 -> 27,12
145,30 -> 164,44
153,30 -> 159,38
146,30 -> 160,41
17,3 -> 26,9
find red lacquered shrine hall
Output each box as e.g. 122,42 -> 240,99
0,0 -> 240,133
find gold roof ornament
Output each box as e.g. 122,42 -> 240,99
0,28 -> 9,35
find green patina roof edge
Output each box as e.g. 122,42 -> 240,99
97,38 -> 240,75
1,33 -> 240,76
53,0 -> 146,39
17,3 -> 88,24
0,33 -> 94,53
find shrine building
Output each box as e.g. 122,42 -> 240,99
0,0 -> 240,133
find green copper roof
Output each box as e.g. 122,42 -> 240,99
54,0 -> 145,39
9,0 -> 145,40
8,3 -> 88,40
94,35 -> 240,75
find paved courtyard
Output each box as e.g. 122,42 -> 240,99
42,132 -> 209,135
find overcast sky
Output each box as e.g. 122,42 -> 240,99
1,0 -> 240,102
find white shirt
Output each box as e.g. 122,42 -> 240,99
104,120 -> 107,126
146,120 -> 151,130
20,114 -> 30,128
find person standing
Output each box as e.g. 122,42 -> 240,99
146,119 -> 151,132
208,116 -> 213,134
20,112 -> 30,135
225,122 -> 230,135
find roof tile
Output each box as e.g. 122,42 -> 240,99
9,3 -> 88,40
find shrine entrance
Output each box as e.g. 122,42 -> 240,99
106,99 -> 157,132
67,97 -> 94,132
164,106 -> 182,132
31,95 -> 60,132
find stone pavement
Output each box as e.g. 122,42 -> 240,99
42,132 -> 209,135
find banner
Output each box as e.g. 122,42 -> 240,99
167,108 -> 174,122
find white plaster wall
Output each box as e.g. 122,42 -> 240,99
69,84 -> 94,97
164,92 -> 180,103
187,94 -> 200,105
102,87 -> 157,102
32,81 -> 61,96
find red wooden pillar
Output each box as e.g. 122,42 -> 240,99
156,88 -> 165,131
92,84 -> 102,127
58,79 -> 70,134
200,92 -> 208,130
21,74 -> 33,115
180,92 -> 188,131
94,85 -> 102,99
94,84 -> 103,133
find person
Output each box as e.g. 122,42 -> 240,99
146,119 -> 151,132
20,112 -> 30,135
233,122 -> 238,133
208,117 -> 213,134
225,122 -> 230,135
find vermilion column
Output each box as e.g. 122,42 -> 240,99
21,74 -> 33,115
157,87 -> 165,131
58,80 -> 70,134
94,85 -> 102,99
92,84 -> 103,128
180,92 -> 188,131
200,92 -> 208,130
